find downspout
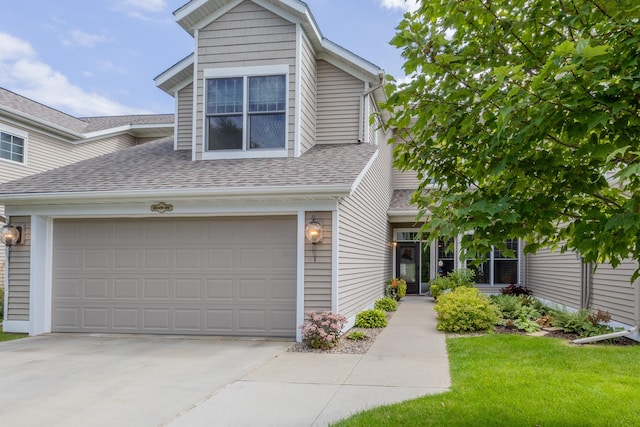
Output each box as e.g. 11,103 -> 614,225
359,74 -> 385,143
580,260 -> 593,309
574,260 -> 640,344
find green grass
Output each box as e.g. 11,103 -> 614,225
334,334 -> 640,426
0,325 -> 27,342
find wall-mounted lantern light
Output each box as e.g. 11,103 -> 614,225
305,216 -> 323,262
1,224 -> 24,247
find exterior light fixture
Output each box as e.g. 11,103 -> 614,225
305,216 -> 323,262
1,224 -> 23,247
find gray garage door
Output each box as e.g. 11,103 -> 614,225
52,217 -> 297,337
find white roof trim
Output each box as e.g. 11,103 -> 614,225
321,38 -> 383,79
79,123 -> 174,143
0,184 -> 353,204
0,105 -> 84,140
350,148 -> 379,193
154,54 -> 195,87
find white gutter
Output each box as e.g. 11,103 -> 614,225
0,105 -> 84,140
0,184 -> 353,204
79,123 -> 174,143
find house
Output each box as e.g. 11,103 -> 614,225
0,87 -> 174,288
0,0 -> 403,340
3,0 -> 635,341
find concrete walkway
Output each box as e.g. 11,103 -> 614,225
167,296 -> 451,426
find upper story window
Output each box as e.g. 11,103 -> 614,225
204,65 -> 288,158
0,128 -> 26,164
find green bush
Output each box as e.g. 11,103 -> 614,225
355,309 -> 388,328
429,268 -> 475,299
374,297 -> 398,312
347,331 -> 366,340
552,308 -> 618,337
435,287 -> 500,333
490,294 -> 523,320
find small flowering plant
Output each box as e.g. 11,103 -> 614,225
385,277 -> 407,301
300,311 -> 347,350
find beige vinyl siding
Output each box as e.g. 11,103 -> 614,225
316,60 -> 363,145
393,169 -> 421,190
177,82 -> 194,151
6,215 -> 30,320
299,34 -> 316,155
337,135 -> 393,320
0,121 -> 136,184
591,259 -> 639,326
194,1 -> 297,159
525,247 -> 582,308
304,211 -> 333,313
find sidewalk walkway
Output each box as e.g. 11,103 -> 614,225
167,296 -> 451,427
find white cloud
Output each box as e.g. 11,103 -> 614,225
114,0 -> 168,19
0,31 -> 150,116
121,0 -> 166,12
62,30 -> 107,48
379,0 -> 420,12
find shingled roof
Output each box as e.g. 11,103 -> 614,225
0,87 -> 173,136
0,138 -> 377,199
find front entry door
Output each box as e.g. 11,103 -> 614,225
396,242 -> 420,294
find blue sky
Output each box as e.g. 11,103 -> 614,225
0,0 -> 416,117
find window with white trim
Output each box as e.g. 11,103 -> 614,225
466,238 -> 519,285
0,130 -> 25,163
206,72 -> 286,152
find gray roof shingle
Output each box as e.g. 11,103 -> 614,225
0,87 -> 173,135
389,189 -> 418,212
0,138 -> 378,197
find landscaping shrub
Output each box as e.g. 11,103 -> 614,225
300,311 -> 347,350
500,284 -> 533,296
374,296 -> 398,312
490,294 -> 523,320
435,287 -> 500,333
429,268 -> 475,299
552,308 -> 618,337
347,331 -> 366,340
355,309 -> 388,328
385,278 -> 407,300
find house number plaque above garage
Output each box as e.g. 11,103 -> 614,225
150,202 -> 173,214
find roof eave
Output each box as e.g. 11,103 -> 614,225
0,105 -> 84,141
0,184 -> 354,205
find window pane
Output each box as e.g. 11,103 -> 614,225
468,260 -> 490,284
248,75 -> 285,113
207,78 -> 243,114
0,132 -> 24,163
495,259 -> 517,284
207,116 -> 243,150
249,113 -> 285,149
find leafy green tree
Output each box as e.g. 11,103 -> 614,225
384,0 -> 640,281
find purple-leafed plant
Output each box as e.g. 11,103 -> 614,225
300,311 -> 347,350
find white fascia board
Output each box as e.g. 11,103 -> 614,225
0,106 -> 84,141
252,0 -> 303,25
320,39 -> 384,80
0,185 -> 353,205
79,123 -> 174,142
190,0 -> 243,33
173,0 -> 211,22
154,54 -> 195,87
5,199 -> 341,218
350,149 -> 379,194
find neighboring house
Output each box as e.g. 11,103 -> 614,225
0,87 -> 174,289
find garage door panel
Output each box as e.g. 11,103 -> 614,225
207,249 -> 234,269
114,279 -> 140,299
52,217 -> 297,337
114,249 -> 140,269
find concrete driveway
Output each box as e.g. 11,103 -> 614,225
0,298 -> 450,426
0,334 -> 292,427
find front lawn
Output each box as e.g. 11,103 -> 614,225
334,334 -> 640,426
0,325 -> 27,342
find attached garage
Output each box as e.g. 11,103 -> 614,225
51,216 -> 297,337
